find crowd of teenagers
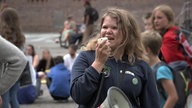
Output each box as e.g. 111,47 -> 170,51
0,0 -> 192,108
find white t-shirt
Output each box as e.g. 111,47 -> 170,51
63,53 -> 78,72
26,56 -> 37,86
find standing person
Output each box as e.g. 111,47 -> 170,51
141,30 -> 178,108
47,56 -> 71,101
70,7 -> 160,108
0,36 -> 27,107
82,0 -> 96,44
151,4 -> 192,67
0,8 -> 26,108
63,44 -> 78,72
26,44 -> 39,69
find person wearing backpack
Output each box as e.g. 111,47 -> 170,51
82,0 -> 98,44
151,5 -> 192,67
141,30 -> 178,108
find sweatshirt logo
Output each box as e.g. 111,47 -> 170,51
103,65 -> 111,77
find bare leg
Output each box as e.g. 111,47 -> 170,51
63,32 -> 70,43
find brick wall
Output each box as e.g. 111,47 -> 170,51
5,0 -> 187,32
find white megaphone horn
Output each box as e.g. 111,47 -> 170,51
100,86 -> 133,108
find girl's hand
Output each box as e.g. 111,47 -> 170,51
92,38 -> 111,73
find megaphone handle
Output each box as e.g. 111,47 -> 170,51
92,73 -> 105,108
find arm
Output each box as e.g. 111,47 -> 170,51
157,66 -> 178,108
71,40 -> 111,104
70,51 -> 101,104
63,55 -> 69,70
139,63 -> 160,108
72,21 -> 76,32
161,79 -> 178,108
85,15 -> 90,26
0,36 -> 27,95
33,55 -> 39,69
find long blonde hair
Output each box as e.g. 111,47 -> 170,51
151,5 -> 175,31
85,7 -> 145,63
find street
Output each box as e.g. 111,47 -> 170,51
21,33 -> 78,108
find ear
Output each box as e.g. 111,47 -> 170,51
146,47 -> 151,54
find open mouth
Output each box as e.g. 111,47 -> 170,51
106,36 -> 114,41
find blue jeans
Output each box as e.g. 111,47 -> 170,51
2,82 -> 20,108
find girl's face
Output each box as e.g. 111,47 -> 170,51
100,16 -> 122,50
42,51 -> 50,59
153,10 -> 169,31
26,46 -> 33,55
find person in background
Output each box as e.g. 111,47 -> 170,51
70,7 -> 160,108
36,49 -> 55,96
151,4 -> 192,67
63,44 -> 78,72
26,44 -> 39,69
0,7 -> 26,108
141,30 -> 178,108
36,49 -> 54,74
82,0 -> 95,44
61,16 -> 76,46
0,36 -> 27,107
17,56 -> 37,104
142,12 -> 152,31
47,56 -> 71,101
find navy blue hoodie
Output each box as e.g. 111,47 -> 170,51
70,51 -> 160,108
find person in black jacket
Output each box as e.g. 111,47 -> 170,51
36,49 -> 54,73
36,49 -> 54,96
70,7 -> 160,108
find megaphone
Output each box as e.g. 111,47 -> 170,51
100,86 -> 133,108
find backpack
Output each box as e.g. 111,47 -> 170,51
153,61 -> 191,108
90,7 -> 99,22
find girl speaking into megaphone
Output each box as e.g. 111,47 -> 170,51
70,7 -> 160,108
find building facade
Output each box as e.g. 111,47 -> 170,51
3,0 -> 185,32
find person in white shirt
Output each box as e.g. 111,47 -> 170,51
63,44 -> 78,72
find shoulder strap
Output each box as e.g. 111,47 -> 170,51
153,62 -> 167,73
153,61 -> 168,100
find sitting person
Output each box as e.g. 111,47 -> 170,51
17,56 -> 37,104
36,49 -> 55,73
63,44 -> 78,72
36,49 -> 55,96
26,44 -> 39,69
61,16 -> 76,46
46,56 -> 71,100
